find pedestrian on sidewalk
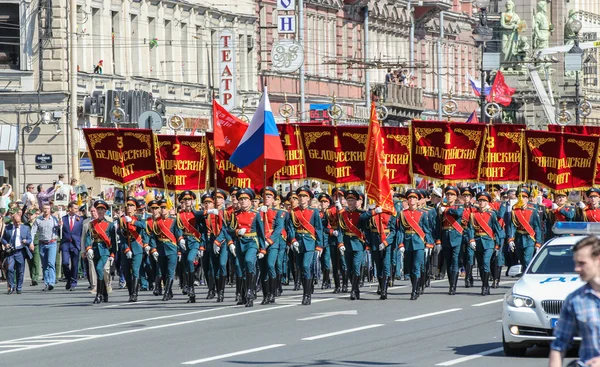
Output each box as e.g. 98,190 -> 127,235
31,203 -> 60,291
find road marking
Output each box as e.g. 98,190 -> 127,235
103,301 -> 150,308
297,310 -> 357,321
435,347 -> 504,366
471,299 -> 504,307
395,308 -> 462,322
302,324 -> 384,341
181,344 -> 286,365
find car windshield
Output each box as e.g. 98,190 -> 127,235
527,244 -> 576,274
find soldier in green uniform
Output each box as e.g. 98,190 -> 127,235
258,186 -> 286,304
118,196 -> 147,302
396,189 -> 434,300
362,205 -> 396,300
85,200 -> 116,304
467,192 -> 504,295
326,188 -> 347,293
438,186 -> 465,295
317,193 -> 333,290
545,191 -> 576,239
144,200 -> 162,296
460,187 -> 476,289
418,189 -> 436,292
506,189 -> 543,270
177,191 -> 206,303
150,199 -> 182,301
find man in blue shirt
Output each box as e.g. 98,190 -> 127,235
549,236 -> 600,367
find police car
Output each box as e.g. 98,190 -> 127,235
501,222 -> 590,356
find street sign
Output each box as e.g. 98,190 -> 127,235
35,154 -> 52,164
271,40 -> 304,73
138,110 -> 163,130
35,164 -> 52,170
80,157 -> 93,172
277,0 -> 296,11
278,15 -> 296,34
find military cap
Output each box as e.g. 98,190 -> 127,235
345,189 -> 360,201
285,191 -> 297,202
94,200 -> 109,210
261,186 -> 277,197
237,188 -> 255,200
318,193 -> 332,203
147,200 -> 159,209
553,190 -> 568,197
519,188 -> 531,198
500,191 -> 508,198
229,186 -> 241,196
157,199 -> 168,207
201,193 -> 214,203
212,189 -> 227,200
419,189 -> 430,199
136,199 -> 146,208
405,189 -> 420,199
461,187 -> 475,197
331,187 -> 346,198
178,190 -> 196,201
296,186 -> 314,199
28,208 -> 39,215
444,186 -> 460,196
358,192 -> 365,203
587,188 -> 600,197
476,192 -> 492,202
126,196 -> 139,207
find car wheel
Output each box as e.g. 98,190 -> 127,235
502,331 -> 527,357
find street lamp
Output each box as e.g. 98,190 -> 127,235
472,0 -> 493,122
565,17 -> 583,125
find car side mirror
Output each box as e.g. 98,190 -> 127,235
508,265 -> 523,278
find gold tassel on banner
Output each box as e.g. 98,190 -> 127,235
514,183 -> 525,209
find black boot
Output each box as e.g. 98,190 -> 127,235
269,277 -> 276,304
350,274 -> 357,300
481,271 -> 488,295
293,275 -> 300,291
245,272 -> 254,308
305,278 -> 312,305
131,278 -> 139,302
322,270 -> 330,289
341,273 -> 349,293
450,272 -> 459,295
380,277 -> 388,300
333,270 -> 341,294
102,278 -> 109,303
464,265 -> 472,288
447,270 -> 454,295
410,275 -> 418,300
277,274 -> 283,296
494,266 -> 502,288
187,273 -> 196,303
162,279 -> 173,301
217,275 -> 226,302
260,279 -> 269,305
206,276 -> 215,299
377,277 -> 382,295
359,266 -> 365,287
235,277 -> 243,304
153,275 -> 162,296
93,279 -> 104,304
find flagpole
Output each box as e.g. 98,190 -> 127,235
208,42 -> 218,198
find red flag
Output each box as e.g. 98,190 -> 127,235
212,100 -> 248,156
365,102 -> 395,215
487,70 -> 515,107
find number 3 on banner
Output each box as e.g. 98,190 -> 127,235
486,136 -> 495,149
117,136 -> 124,149
173,143 -> 180,156
444,132 -> 451,145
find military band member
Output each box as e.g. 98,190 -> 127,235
258,186 -> 286,304
145,200 -> 162,296
176,191 -> 206,303
362,204 -> 396,300
467,192 -> 504,296
85,200 -> 116,304
288,186 -> 323,305
545,191 -> 576,239
460,187 -> 476,289
152,199 -> 181,301
231,188 -> 267,307
506,189 -> 543,270
118,197 -> 147,302
438,186 -> 465,295
337,189 -> 367,301
396,189 -> 434,300
202,192 -> 231,303
582,188 -> 600,222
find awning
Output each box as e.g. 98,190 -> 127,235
0,124 -> 18,151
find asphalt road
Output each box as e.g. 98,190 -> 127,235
0,276 -> 576,367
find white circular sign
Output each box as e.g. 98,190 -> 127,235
271,40 -> 305,73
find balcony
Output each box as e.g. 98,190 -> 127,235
376,83 -> 424,123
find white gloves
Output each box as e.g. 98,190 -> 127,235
552,203 -> 558,210
332,230 -> 339,237
125,251 -> 133,259
438,206 -> 446,215
179,239 -> 186,251
87,249 -> 94,260
213,244 -> 220,255
400,247 -> 405,253
509,241 -> 516,252
579,202 -> 586,209
124,216 -> 132,223
207,209 -> 219,215
237,228 -> 247,236
292,241 -> 300,253
379,243 -> 385,251
258,205 -> 268,213
144,245 -> 151,255
316,250 -> 322,258
198,249 -> 204,258
153,252 -> 159,261
470,242 -> 476,250
108,257 -> 114,266
178,254 -> 181,262
339,245 -> 346,256
434,244 -> 442,252
229,244 -> 236,256
257,252 -> 265,259
368,204 -> 376,210
374,206 -> 383,214
335,201 -> 342,210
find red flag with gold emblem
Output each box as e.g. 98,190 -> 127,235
365,103 -> 395,215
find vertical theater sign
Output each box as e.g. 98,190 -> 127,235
218,29 -> 236,111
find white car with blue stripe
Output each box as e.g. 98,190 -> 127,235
501,222 -> 591,356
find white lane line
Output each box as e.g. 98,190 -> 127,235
471,299 -> 504,307
0,304 -> 296,355
181,344 -> 286,365
302,324 -> 384,341
103,301 -> 150,308
395,308 -> 462,322
297,310 -> 357,321
0,345 -> 29,348
435,347 -> 504,366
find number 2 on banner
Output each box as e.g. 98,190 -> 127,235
444,132 -> 451,145
173,143 -> 180,156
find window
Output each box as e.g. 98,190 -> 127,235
0,4 -> 20,70
111,11 -> 121,75
181,22 -> 188,82
130,14 -> 139,76
92,8 -> 101,70
164,20 -> 172,80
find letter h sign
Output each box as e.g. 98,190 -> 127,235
278,15 -> 296,34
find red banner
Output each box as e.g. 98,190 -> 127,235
525,130 -> 599,190
301,125 -> 338,184
381,126 -> 411,185
275,124 -> 307,181
548,126 -> 600,185
145,135 -> 208,192
479,124 -> 525,183
337,126 -> 368,184
83,128 -> 158,185
212,100 -> 248,155
411,120 -> 485,181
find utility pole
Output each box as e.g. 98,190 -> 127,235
70,0 -> 79,180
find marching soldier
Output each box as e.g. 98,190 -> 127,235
177,191 -> 206,303
545,191 -> 576,239
337,189 -> 367,301
362,204 -> 396,300
317,193 -> 335,290
286,191 -> 302,291
460,187 -> 476,289
467,192 -> 504,296
288,186 -> 323,305
582,188 -> 600,222
438,186 -> 465,295
118,197 -> 147,302
230,188 -> 267,307
145,200 -> 162,296
85,200 -> 116,304
275,193 -> 288,296
487,184 -> 508,288
258,186 -> 286,304
418,190 -> 436,292
396,189 -> 434,300
326,188 -> 347,293
224,186 -> 243,301
136,199 -> 153,292
506,188 -> 543,270
151,199 -> 181,301
203,192 -> 231,303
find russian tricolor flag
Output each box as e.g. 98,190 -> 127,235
467,73 -> 491,97
230,87 -> 285,185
